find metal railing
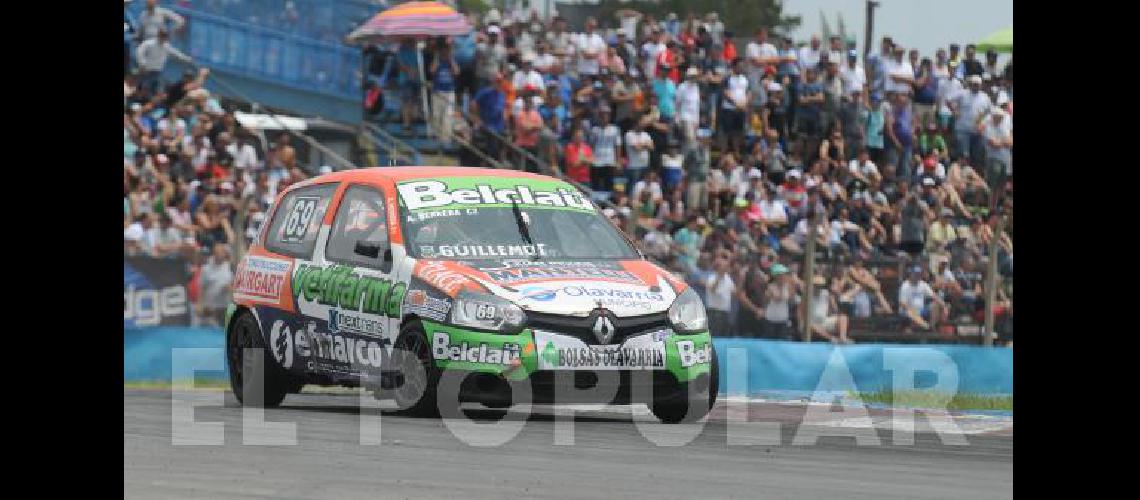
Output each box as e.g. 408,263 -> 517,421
363,122 -> 420,166
145,4 -> 364,100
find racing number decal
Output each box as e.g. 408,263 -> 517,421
282,197 -> 319,243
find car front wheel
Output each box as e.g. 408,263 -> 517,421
650,347 -> 719,423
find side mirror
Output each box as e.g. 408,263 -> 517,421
353,240 -> 382,259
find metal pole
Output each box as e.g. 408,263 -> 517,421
417,41 -> 431,144
801,212 -> 818,342
863,1 -> 878,59
983,216 -> 1005,346
361,45 -> 368,126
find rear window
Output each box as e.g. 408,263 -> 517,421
264,183 -> 338,258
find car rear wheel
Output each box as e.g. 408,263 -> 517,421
388,320 -> 441,417
227,311 -> 290,408
650,347 -> 719,424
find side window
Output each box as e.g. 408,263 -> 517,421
326,185 -> 390,269
264,183 -> 338,258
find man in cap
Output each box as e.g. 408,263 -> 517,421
475,25 -> 507,90
840,49 -> 866,99
676,66 -> 703,146
949,74 -> 992,164
981,108 -> 1013,197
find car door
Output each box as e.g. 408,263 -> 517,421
291,182 -> 404,377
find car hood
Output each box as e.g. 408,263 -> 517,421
411,258 -> 688,317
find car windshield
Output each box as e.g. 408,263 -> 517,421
396,178 -> 639,260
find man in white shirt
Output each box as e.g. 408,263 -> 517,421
746,27 -> 779,81
675,67 -> 703,146
575,18 -> 607,77
704,256 -> 736,337
797,35 -> 822,74
898,266 -> 945,330
641,30 -> 667,80
624,125 -> 653,184
839,50 -> 866,99
721,59 -> 751,152
512,56 -> 545,94
848,148 -> 881,186
135,29 -> 192,94
885,45 -> 914,96
950,75 -> 992,163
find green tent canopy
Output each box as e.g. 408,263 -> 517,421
976,27 -> 1013,53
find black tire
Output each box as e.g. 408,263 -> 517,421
226,311 -> 289,408
388,320 -> 441,417
650,347 -> 719,424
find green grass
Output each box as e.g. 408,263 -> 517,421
856,391 -> 1013,412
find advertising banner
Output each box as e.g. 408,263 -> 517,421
124,256 -> 191,327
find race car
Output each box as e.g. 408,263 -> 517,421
224,167 -> 717,423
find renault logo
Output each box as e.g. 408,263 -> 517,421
592,310 -> 616,344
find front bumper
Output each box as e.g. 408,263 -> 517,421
421,319 -> 714,404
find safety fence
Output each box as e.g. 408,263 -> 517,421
124,328 -> 1012,396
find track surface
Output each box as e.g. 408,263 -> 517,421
125,389 -> 1012,499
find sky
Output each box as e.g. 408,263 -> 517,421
783,0 -> 1013,60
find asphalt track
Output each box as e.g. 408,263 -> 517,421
124,389 -> 1012,499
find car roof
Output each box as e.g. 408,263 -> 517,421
309,166 -> 561,185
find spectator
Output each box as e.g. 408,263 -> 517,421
981,109 -> 1013,195
624,121 -> 654,185
762,263 -> 795,339
513,92 -> 544,173
563,128 -> 593,185
576,18 -> 607,78
885,92 -> 915,182
796,67 -> 825,158
704,254 -> 736,336
810,275 -> 851,343
589,107 -> 622,193
721,58 -> 751,153
950,74 -> 992,164
395,38 -> 423,133
136,0 -> 185,42
735,254 -> 770,338
898,265 -> 946,331
197,243 -> 234,327
135,29 -> 192,95
430,38 -> 460,148
660,140 -> 684,193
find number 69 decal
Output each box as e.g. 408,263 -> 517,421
281,197 -> 319,243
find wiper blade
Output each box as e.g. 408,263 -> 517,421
511,200 -> 540,260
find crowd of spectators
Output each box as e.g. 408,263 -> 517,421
124,0 -> 321,325
123,2 -> 1014,343
392,7 -> 1014,343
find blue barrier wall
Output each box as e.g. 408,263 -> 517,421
124,329 -> 1013,395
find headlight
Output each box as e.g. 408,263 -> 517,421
668,288 -> 708,334
450,290 -> 527,333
